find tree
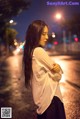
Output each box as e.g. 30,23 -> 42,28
3,28 -> 18,54
0,0 -> 31,21
3,28 -> 18,46
0,0 -> 31,34
0,0 -> 31,55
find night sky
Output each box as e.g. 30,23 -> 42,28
12,0 -> 80,41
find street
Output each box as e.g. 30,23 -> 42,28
0,54 -> 80,119
51,55 -> 80,119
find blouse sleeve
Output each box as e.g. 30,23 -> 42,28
33,47 -> 55,70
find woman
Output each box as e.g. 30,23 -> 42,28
23,20 -> 66,119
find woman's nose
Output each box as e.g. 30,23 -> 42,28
45,34 -> 48,39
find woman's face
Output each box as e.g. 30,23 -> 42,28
39,26 -> 48,47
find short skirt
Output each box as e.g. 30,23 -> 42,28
37,96 -> 66,119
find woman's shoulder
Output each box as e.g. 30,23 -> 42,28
33,47 -> 45,55
32,47 -> 47,60
34,47 -> 44,51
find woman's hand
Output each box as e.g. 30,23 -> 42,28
53,73 -> 62,81
53,64 -> 62,73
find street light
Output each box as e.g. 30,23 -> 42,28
9,20 -> 17,25
54,12 -> 67,52
55,13 -> 62,20
9,20 -> 14,24
52,32 -> 56,38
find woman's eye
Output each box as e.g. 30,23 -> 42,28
42,33 -> 46,36
42,33 -> 48,36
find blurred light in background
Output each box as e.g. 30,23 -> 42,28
55,13 -> 62,20
9,20 -> 17,25
47,44 -> 52,48
52,32 -> 56,38
9,20 -> 14,24
54,41 -> 58,45
13,41 -> 25,55
73,34 -> 79,42
74,38 -> 78,42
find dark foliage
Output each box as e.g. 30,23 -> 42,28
0,0 -> 31,21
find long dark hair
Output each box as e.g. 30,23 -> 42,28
23,20 -> 48,87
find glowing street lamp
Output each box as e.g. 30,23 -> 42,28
9,20 -> 17,25
9,20 -> 14,24
52,32 -> 56,38
55,13 -> 62,20
54,12 -> 67,51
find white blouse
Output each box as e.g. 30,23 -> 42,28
31,47 -> 63,114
